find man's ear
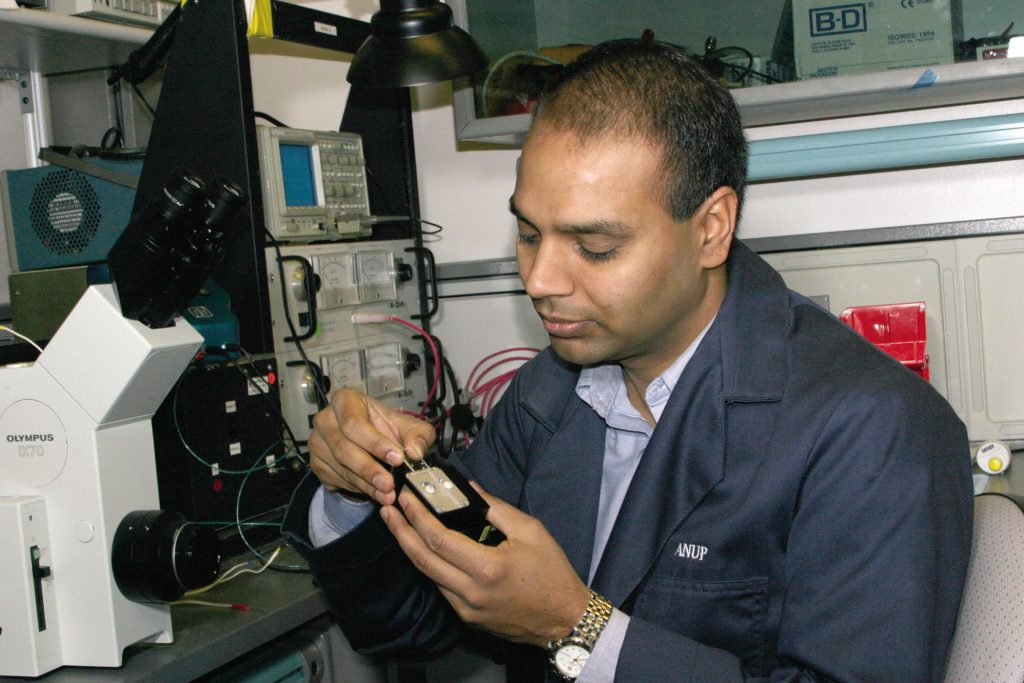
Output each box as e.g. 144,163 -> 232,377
696,186 -> 738,269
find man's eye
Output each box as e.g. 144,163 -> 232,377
578,245 -> 618,262
517,232 -> 539,245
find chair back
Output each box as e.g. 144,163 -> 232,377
943,492 -> 1024,683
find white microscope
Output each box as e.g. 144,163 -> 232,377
0,173 -> 243,677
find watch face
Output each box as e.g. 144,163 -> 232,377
554,643 -> 590,678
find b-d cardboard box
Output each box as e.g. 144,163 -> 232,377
793,0 -> 960,79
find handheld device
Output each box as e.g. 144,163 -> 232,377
398,458 -> 505,546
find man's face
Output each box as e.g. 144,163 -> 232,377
510,123 -> 730,380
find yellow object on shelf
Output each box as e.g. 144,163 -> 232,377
247,0 -> 273,39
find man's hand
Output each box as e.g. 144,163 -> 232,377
380,483 -> 591,647
308,389 -> 436,505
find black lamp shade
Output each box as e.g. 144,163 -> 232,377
348,0 -> 488,87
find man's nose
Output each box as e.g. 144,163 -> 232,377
520,241 -> 573,300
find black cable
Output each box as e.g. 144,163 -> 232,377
101,127 -> 125,151
264,229 -> 332,413
254,111 -> 289,128
442,355 -> 463,456
131,82 -> 156,118
703,45 -> 787,85
706,46 -> 754,83
107,2 -> 182,86
362,165 -> 396,217
415,218 -> 444,236
109,79 -> 125,148
96,147 -> 146,160
419,333 -> 448,456
443,355 -> 461,410
427,345 -> 466,459
361,167 -> 442,236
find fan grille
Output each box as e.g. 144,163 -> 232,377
29,169 -> 101,254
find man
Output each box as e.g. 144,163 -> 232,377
282,39 -> 973,681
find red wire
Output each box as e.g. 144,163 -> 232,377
384,316 -> 441,419
465,347 -> 540,395
472,370 -> 518,399
470,356 -> 536,394
477,370 -> 518,416
483,381 -> 505,416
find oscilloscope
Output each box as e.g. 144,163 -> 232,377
256,126 -> 372,241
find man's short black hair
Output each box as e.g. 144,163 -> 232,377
531,39 -> 749,223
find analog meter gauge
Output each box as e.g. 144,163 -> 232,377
322,349 -> 367,395
356,250 -> 397,303
365,341 -> 404,397
314,253 -> 357,310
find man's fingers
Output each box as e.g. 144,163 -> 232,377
380,498 -> 473,595
401,490 -> 504,578
329,394 -> 405,460
471,481 -> 529,536
373,404 -> 434,462
307,429 -> 352,488
308,427 -> 376,491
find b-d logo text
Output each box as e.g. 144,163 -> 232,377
809,4 -> 867,36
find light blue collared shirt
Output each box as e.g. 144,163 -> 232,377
573,321 -> 712,682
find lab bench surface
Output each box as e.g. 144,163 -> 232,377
7,551 -> 329,683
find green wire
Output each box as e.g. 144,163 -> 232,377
236,445 -> 308,571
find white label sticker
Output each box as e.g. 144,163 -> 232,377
247,378 -> 269,396
211,463 -> 220,476
229,442 -> 242,456
225,400 -> 237,414
187,305 -> 214,319
314,21 -> 337,36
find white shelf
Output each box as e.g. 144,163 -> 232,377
736,58 -> 1024,128
453,57 -> 1024,145
0,7 -> 150,74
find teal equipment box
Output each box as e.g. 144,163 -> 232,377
1,157 -> 143,272
184,279 -> 240,356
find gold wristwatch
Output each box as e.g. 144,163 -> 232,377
546,590 -> 614,679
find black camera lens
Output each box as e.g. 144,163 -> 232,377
140,172 -> 207,253
202,180 -> 245,232
111,509 -> 221,603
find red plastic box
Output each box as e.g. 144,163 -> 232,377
840,302 -> 929,381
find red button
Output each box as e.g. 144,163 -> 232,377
212,478 -> 224,493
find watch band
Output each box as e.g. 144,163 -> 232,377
546,590 -> 614,677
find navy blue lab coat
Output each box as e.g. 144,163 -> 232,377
283,240 -> 973,682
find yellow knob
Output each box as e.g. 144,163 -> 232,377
989,457 -> 1004,472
